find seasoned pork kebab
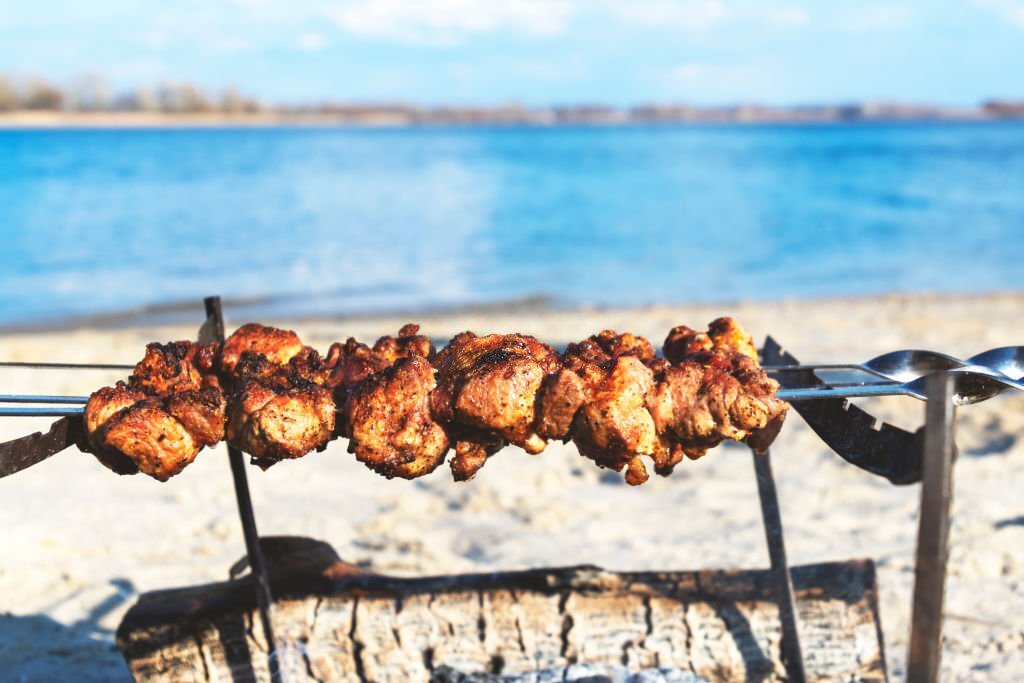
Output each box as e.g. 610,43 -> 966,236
83,319 -> 787,484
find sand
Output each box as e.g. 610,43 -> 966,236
1,292 -> 1023,682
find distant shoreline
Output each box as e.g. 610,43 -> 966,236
0,108 -> 1022,129
3,290 -> 1021,335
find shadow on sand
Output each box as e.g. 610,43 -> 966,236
0,578 -> 135,683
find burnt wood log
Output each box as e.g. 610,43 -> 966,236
116,537 -> 887,682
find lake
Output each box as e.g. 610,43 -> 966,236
1,122 -> 1022,326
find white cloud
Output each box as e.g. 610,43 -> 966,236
326,0 -> 573,46
656,60 -> 790,102
840,5 -> 913,31
297,31 -> 326,51
974,0 -> 1024,26
608,1 -> 807,31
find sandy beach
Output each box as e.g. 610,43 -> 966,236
2,292 -> 1023,682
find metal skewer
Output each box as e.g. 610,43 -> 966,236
765,346 -> 1024,382
763,348 -> 967,379
0,394 -> 89,404
0,361 -> 134,370
0,406 -> 85,417
778,365 -> 1024,405
3,362 -> 1024,416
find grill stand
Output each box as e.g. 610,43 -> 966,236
907,374 -> 956,682
755,342 -> 807,682
202,297 -> 284,683
162,302 -> 960,682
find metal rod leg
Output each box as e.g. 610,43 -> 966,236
753,448 -> 807,683
204,296 -> 283,683
907,374 -> 956,683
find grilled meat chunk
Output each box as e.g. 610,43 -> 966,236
83,383 -> 148,475
101,399 -> 201,481
448,428 -> 505,482
344,355 -> 449,479
226,374 -> 335,468
658,317 -> 787,459
663,325 -> 713,363
372,323 -> 435,365
564,330 -> 657,367
220,323 -> 305,373
129,341 -> 203,394
165,387 -> 228,447
663,316 -> 759,364
84,382 -> 227,480
432,333 -> 557,461
325,338 -> 390,408
535,368 -> 589,441
572,356 -> 663,485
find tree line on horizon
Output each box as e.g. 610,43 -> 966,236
0,74 -> 264,114
1,72 -> 1023,121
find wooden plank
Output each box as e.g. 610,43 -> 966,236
116,537 -> 887,683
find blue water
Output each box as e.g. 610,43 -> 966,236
2,123 -> 1023,326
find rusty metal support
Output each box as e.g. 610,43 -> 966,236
752,448 -> 807,683
907,373 -> 956,683
755,338 -> 806,683
203,296 -> 283,683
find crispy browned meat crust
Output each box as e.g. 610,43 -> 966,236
572,356 -> 663,485
371,323 -> 435,365
82,317 -> 786,484
344,355 -> 448,479
129,342 -> 202,395
223,342 -> 336,468
84,382 -> 227,480
431,333 -> 556,479
220,323 -> 306,373
226,378 -> 335,468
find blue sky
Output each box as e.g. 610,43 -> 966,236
1,0 -> 1022,106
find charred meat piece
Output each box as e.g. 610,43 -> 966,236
432,333 -> 556,459
589,330 -> 656,363
729,353 -> 789,452
226,375 -> 335,468
83,382 -> 148,475
220,323 -> 306,373
344,355 -> 449,479
165,387 -> 228,447
664,316 -> 759,365
564,330 -> 656,366
231,347 -> 331,388
84,382 -> 227,481
372,323 -> 435,365
657,318 -> 787,459
535,368 -> 589,441
325,338 -> 390,407
448,427 -> 505,482
129,341 -> 203,395
546,330 -> 658,448
572,356 -> 663,485
708,317 -> 759,361
101,399 -> 202,481
648,361 -> 710,460
663,325 -> 714,364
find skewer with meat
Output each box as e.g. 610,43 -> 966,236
229,323 -> 438,472
84,324 -> 321,479
82,317 -> 787,484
